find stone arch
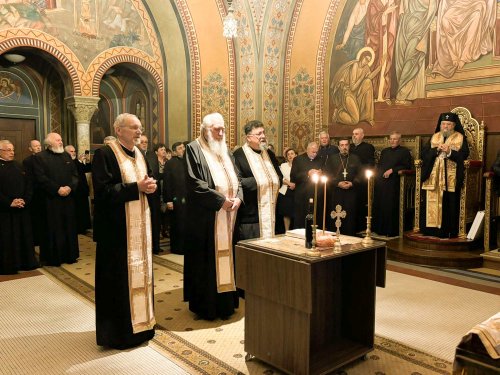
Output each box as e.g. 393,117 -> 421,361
0,29 -> 84,96
87,48 -> 164,97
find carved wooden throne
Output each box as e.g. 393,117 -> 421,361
413,107 -> 485,238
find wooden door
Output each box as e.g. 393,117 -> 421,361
0,118 -> 36,163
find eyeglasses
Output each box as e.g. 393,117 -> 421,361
0,148 -> 14,152
248,132 -> 265,137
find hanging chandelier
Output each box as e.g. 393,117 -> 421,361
223,0 -> 238,38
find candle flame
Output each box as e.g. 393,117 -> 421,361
365,169 -> 373,178
321,175 -> 328,183
312,173 -> 319,183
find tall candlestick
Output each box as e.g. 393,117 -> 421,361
321,175 -> 328,234
366,169 -> 373,218
312,173 -> 319,229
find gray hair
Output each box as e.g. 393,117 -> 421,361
0,139 -> 13,149
113,113 -> 139,132
103,136 -> 116,144
201,113 -> 224,133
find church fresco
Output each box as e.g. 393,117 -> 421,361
0,0 -> 153,67
0,72 -> 32,105
329,0 -> 499,128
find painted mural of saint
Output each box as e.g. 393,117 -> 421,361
331,47 -> 382,126
431,0 -> 496,79
78,0 -> 97,38
365,0 -> 399,102
336,0 -> 369,60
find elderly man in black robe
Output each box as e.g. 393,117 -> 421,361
233,120 -> 282,240
350,127 -> 375,232
184,112 -> 242,320
164,141 -> 188,254
33,133 -> 79,266
324,138 -> 362,236
92,113 -> 157,349
0,140 -> 38,274
317,130 -> 338,167
22,139 -> 43,246
65,145 -> 92,234
420,112 -> 469,238
290,141 -> 323,229
372,132 -> 412,237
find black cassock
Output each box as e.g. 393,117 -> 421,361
92,145 -> 155,349
22,154 -> 44,246
372,146 -> 412,237
184,141 -> 242,320
233,147 -> 282,239
145,154 -> 161,254
419,135 -> 469,238
73,160 -> 92,234
0,160 -> 38,274
33,150 -> 79,266
290,153 -> 324,229
164,156 -> 188,254
323,153 -> 362,236
350,141 -> 375,231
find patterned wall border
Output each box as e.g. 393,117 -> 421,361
130,0 -> 164,74
86,48 -> 164,96
173,0 -> 202,141
0,28 -> 84,96
261,0 -> 292,147
216,0 -> 238,148
315,0 -> 339,131
282,0 -> 303,150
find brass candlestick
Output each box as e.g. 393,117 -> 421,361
307,224 -> 320,257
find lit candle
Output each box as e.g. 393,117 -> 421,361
321,175 -> 328,234
312,173 -> 319,229
365,169 -> 373,218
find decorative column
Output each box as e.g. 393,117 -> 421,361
66,96 -> 100,155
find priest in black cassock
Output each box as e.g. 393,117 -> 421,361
0,140 -> 38,274
164,141 -> 188,254
420,112 -> 469,238
22,139 -> 43,246
65,145 -> 92,234
324,139 -> 362,236
33,133 -> 79,266
350,127 -> 375,231
290,141 -> 323,229
92,113 -> 157,349
233,120 -> 282,240
184,112 -> 242,320
372,132 -> 412,237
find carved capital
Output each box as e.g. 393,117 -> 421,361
66,96 -> 100,123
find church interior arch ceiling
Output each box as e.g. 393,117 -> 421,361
0,0 -> 164,98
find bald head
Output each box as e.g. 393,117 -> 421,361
28,139 -> 42,154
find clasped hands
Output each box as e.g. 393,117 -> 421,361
222,197 -> 241,212
10,198 -> 25,208
58,186 -> 72,196
338,180 -> 353,189
437,143 -> 450,154
138,175 -> 157,195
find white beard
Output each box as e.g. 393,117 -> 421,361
207,132 -> 228,157
51,145 -> 65,154
259,142 -> 268,151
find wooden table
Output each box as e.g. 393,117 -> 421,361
235,235 -> 386,375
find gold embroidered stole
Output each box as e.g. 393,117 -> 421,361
242,143 -> 280,238
197,137 -> 239,293
422,132 -> 464,228
108,141 -> 156,333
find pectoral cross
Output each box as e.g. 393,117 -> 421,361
330,204 -> 347,240
342,169 -> 348,180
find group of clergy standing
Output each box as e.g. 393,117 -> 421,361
0,110 -> 480,351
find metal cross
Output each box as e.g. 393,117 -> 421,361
342,169 -> 348,179
330,204 -> 347,239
